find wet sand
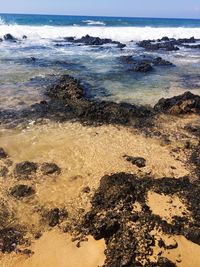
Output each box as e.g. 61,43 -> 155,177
0,94 -> 199,266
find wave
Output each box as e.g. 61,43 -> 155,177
0,24 -> 200,43
0,16 -> 5,26
82,20 -> 106,26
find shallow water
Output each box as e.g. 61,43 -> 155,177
0,15 -> 200,110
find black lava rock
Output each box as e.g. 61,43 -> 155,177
10,185 -> 35,198
14,161 -> 38,178
0,227 -> 23,253
0,148 -> 8,159
154,91 -> 200,115
4,34 -> 17,42
40,162 -> 61,175
47,208 -> 60,227
124,155 -> 146,168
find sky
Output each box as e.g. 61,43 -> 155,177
0,0 -> 199,19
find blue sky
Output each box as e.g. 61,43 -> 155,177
0,0 -> 199,19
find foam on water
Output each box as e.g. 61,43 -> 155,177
82,20 -> 106,26
0,24 -> 200,43
0,16 -> 5,25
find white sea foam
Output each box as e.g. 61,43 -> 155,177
83,20 -> 106,26
0,16 -> 5,25
0,24 -> 200,43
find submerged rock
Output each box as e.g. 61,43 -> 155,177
120,55 -> 173,73
10,184 -> 35,198
0,148 -> 8,159
130,62 -> 153,72
154,91 -> 200,115
41,162 -> 61,175
14,161 -> 38,179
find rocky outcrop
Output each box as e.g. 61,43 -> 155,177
45,75 -> 152,125
137,37 -> 198,51
154,91 -> 200,115
63,34 -> 126,48
3,34 -> 17,42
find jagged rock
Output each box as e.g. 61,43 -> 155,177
154,91 -> 200,114
4,34 -> 17,42
63,34 -> 126,48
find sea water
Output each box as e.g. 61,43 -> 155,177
0,13 -> 200,110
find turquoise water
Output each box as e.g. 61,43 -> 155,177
1,13 -> 200,27
0,14 -> 200,110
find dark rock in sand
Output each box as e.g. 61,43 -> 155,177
78,172 -> 200,266
189,142 -> 200,178
47,208 -> 60,227
22,35 -> 27,39
82,186 -> 91,193
46,208 -> 68,227
0,227 -> 23,253
14,161 -> 38,179
156,257 -> 177,267
10,184 -> 35,198
4,33 -> 17,42
184,227 -> 200,245
154,91 -> 200,115
41,162 -> 61,175
124,155 -> 146,168
0,148 -> 8,159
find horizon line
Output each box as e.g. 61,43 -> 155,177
0,12 -> 199,21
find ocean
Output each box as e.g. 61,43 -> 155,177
0,13 -> 200,110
